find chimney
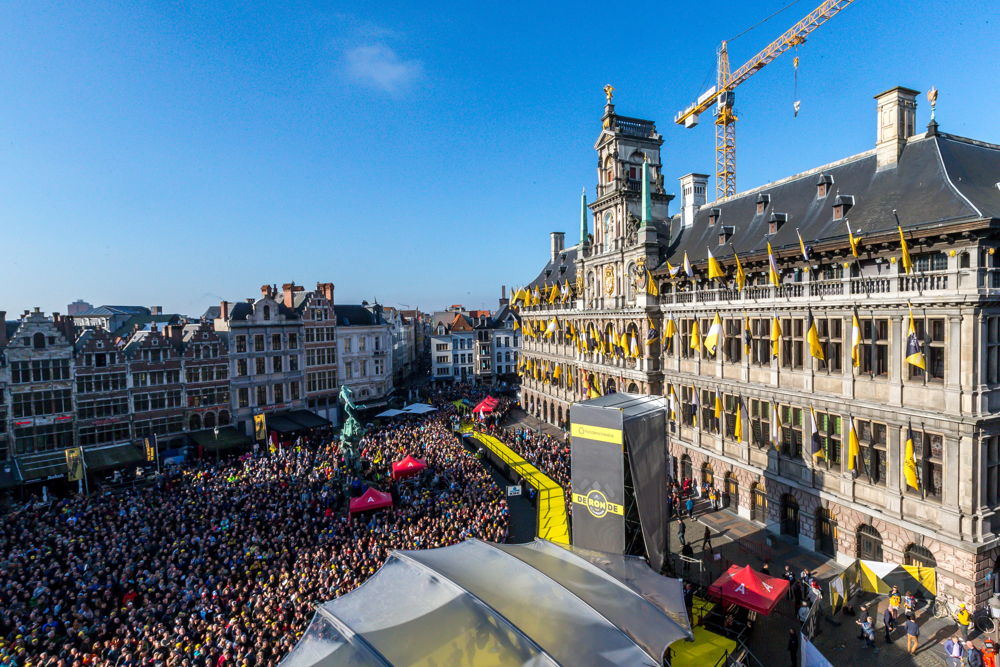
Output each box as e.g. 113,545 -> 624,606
499,286 -> 509,308
550,231 -> 565,262
282,282 -> 304,309
317,282 -> 335,303
0,311 -> 6,347
875,86 -> 918,170
219,301 -> 230,321
149,306 -> 162,315
679,173 -> 708,229
260,284 -> 271,299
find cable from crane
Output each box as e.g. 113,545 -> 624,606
728,0 -> 808,44
793,48 -> 801,117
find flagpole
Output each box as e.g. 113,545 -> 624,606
843,216 -> 877,379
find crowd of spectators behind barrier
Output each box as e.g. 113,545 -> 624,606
0,388 -> 508,667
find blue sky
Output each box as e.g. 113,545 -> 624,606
1,0 -> 997,316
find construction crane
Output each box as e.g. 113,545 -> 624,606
674,0 -> 857,200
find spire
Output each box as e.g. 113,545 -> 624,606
640,158 -> 652,228
580,187 -> 589,244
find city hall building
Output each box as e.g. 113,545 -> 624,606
516,86 -> 1000,603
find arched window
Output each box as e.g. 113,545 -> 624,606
604,378 -> 616,394
904,544 -> 936,568
701,463 -> 714,487
751,483 -> 768,523
857,524 -> 883,561
204,412 -> 216,429
816,508 -> 837,557
780,494 -> 799,538
32,332 -> 45,349
603,155 -> 615,185
263,305 -> 271,320
626,382 -> 639,393
681,455 -> 693,482
725,472 -> 739,509
189,414 -> 202,431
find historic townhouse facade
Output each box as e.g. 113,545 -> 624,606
334,304 -> 393,404
74,327 -> 131,449
296,282 -> 340,424
180,320 -> 230,433
517,87 -> 1000,603
122,324 -> 186,443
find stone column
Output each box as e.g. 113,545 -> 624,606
889,313 -> 904,407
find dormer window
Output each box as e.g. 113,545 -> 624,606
718,226 -> 735,246
768,212 -> 787,235
832,194 -> 854,221
262,305 -> 271,320
816,174 -> 833,198
708,208 -> 721,226
756,193 -> 770,215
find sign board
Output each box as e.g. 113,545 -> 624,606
144,435 -> 157,462
65,447 -> 84,482
506,485 -> 522,497
253,413 -> 267,442
570,403 -> 626,556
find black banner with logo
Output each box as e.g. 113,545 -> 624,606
570,403 -> 625,556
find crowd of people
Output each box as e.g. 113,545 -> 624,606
0,396 -> 508,667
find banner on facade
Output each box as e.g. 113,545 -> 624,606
144,435 -> 157,462
253,413 -> 267,442
65,447 -> 84,482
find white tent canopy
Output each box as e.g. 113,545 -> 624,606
373,409 -> 405,418
400,403 -> 437,415
281,539 -> 691,666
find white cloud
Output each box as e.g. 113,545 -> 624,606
343,44 -> 422,95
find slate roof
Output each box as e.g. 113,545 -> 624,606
76,305 -> 150,317
659,132 -> 1000,270
201,306 -> 221,321
110,314 -> 179,340
334,305 -> 382,327
526,246 -> 579,289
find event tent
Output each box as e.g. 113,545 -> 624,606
282,538 -> 692,666
391,455 -> 427,480
347,488 -> 393,519
374,409 -> 406,418
708,564 -> 790,616
401,403 -> 437,415
472,396 -> 499,414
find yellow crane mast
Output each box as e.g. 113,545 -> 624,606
674,0 -> 857,200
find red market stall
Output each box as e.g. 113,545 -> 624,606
348,487 -> 394,519
707,564 -> 789,616
472,396 -> 499,414
391,455 -> 428,480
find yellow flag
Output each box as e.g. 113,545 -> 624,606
734,252 -> 746,291
733,398 -> 743,442
846,220 -> 862,258
904,426 -> 919,490
743,316 -> 752,356
847,417 -> 860,472
566,366 -> 573,388
704,313 -> 722,355
663,317 -> 677,342
767,241 -> 781,287
646,269 -> 659,296
899,225 -> 913,275
807,313 -> 825,361
547,283 -> 559,304
553,363 -> 562,382
690,319 -> 702,353
714,393 -> 723,419
707,248 -> 725,280
905,305 -> 927,370
544,317 -> 558,338
851,313 -> 862,368
770,316 -> 782,359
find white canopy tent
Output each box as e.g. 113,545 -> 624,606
281,538 -> 691,666
373,409 -> 406,418
400,403 -> 437,415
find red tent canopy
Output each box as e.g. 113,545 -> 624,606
707,564 -> 790,616
472,396 -> 499,413
391,455 -> 428,480
348,487 -> 394,518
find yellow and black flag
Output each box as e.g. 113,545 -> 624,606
253,413 -> 268,442
742,315 -> 753,356
905,305 -> 927,370
646,269 -> 660,297
65,447 -> 84,483
904,423 -> 920,490
770,315 -> 782,359
809,406 -> 824,460
847,416 -> 861,474
899,225 -> 913,275
807,312 -> 825,362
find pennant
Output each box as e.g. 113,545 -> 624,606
905,305 -> 927,370
770,316 -> 782,359
690,319 -> 702,353
734,252 -> 746,291
513,318 -> 520,331
743,316 -> 752,356
904,424 -> 920,490
796,228 -> 811,263
767,241 -> 781,287
847,416 -> 861,472
646,269 -> 660,297
850,313 -> 862,368
807,312 -> 825,361
683,252 -> 694,279
704,313 -> 722,356
707,248 -> 725,280
810,406 -> 824,459
899,225 -> 913,275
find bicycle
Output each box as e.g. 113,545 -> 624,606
931,597 -> 952,620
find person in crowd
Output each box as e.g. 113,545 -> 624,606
787,627 -> 800,667
944,635 -> 965,667
883,604 -> 896,643
965,640 -> 984,667
956,602 -> 972,641
905,613 -> 920,655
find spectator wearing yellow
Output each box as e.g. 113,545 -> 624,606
956,602 -> 972,641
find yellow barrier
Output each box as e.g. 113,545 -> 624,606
470,431 -> 570,545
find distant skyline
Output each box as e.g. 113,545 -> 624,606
1,0 -> 997,316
